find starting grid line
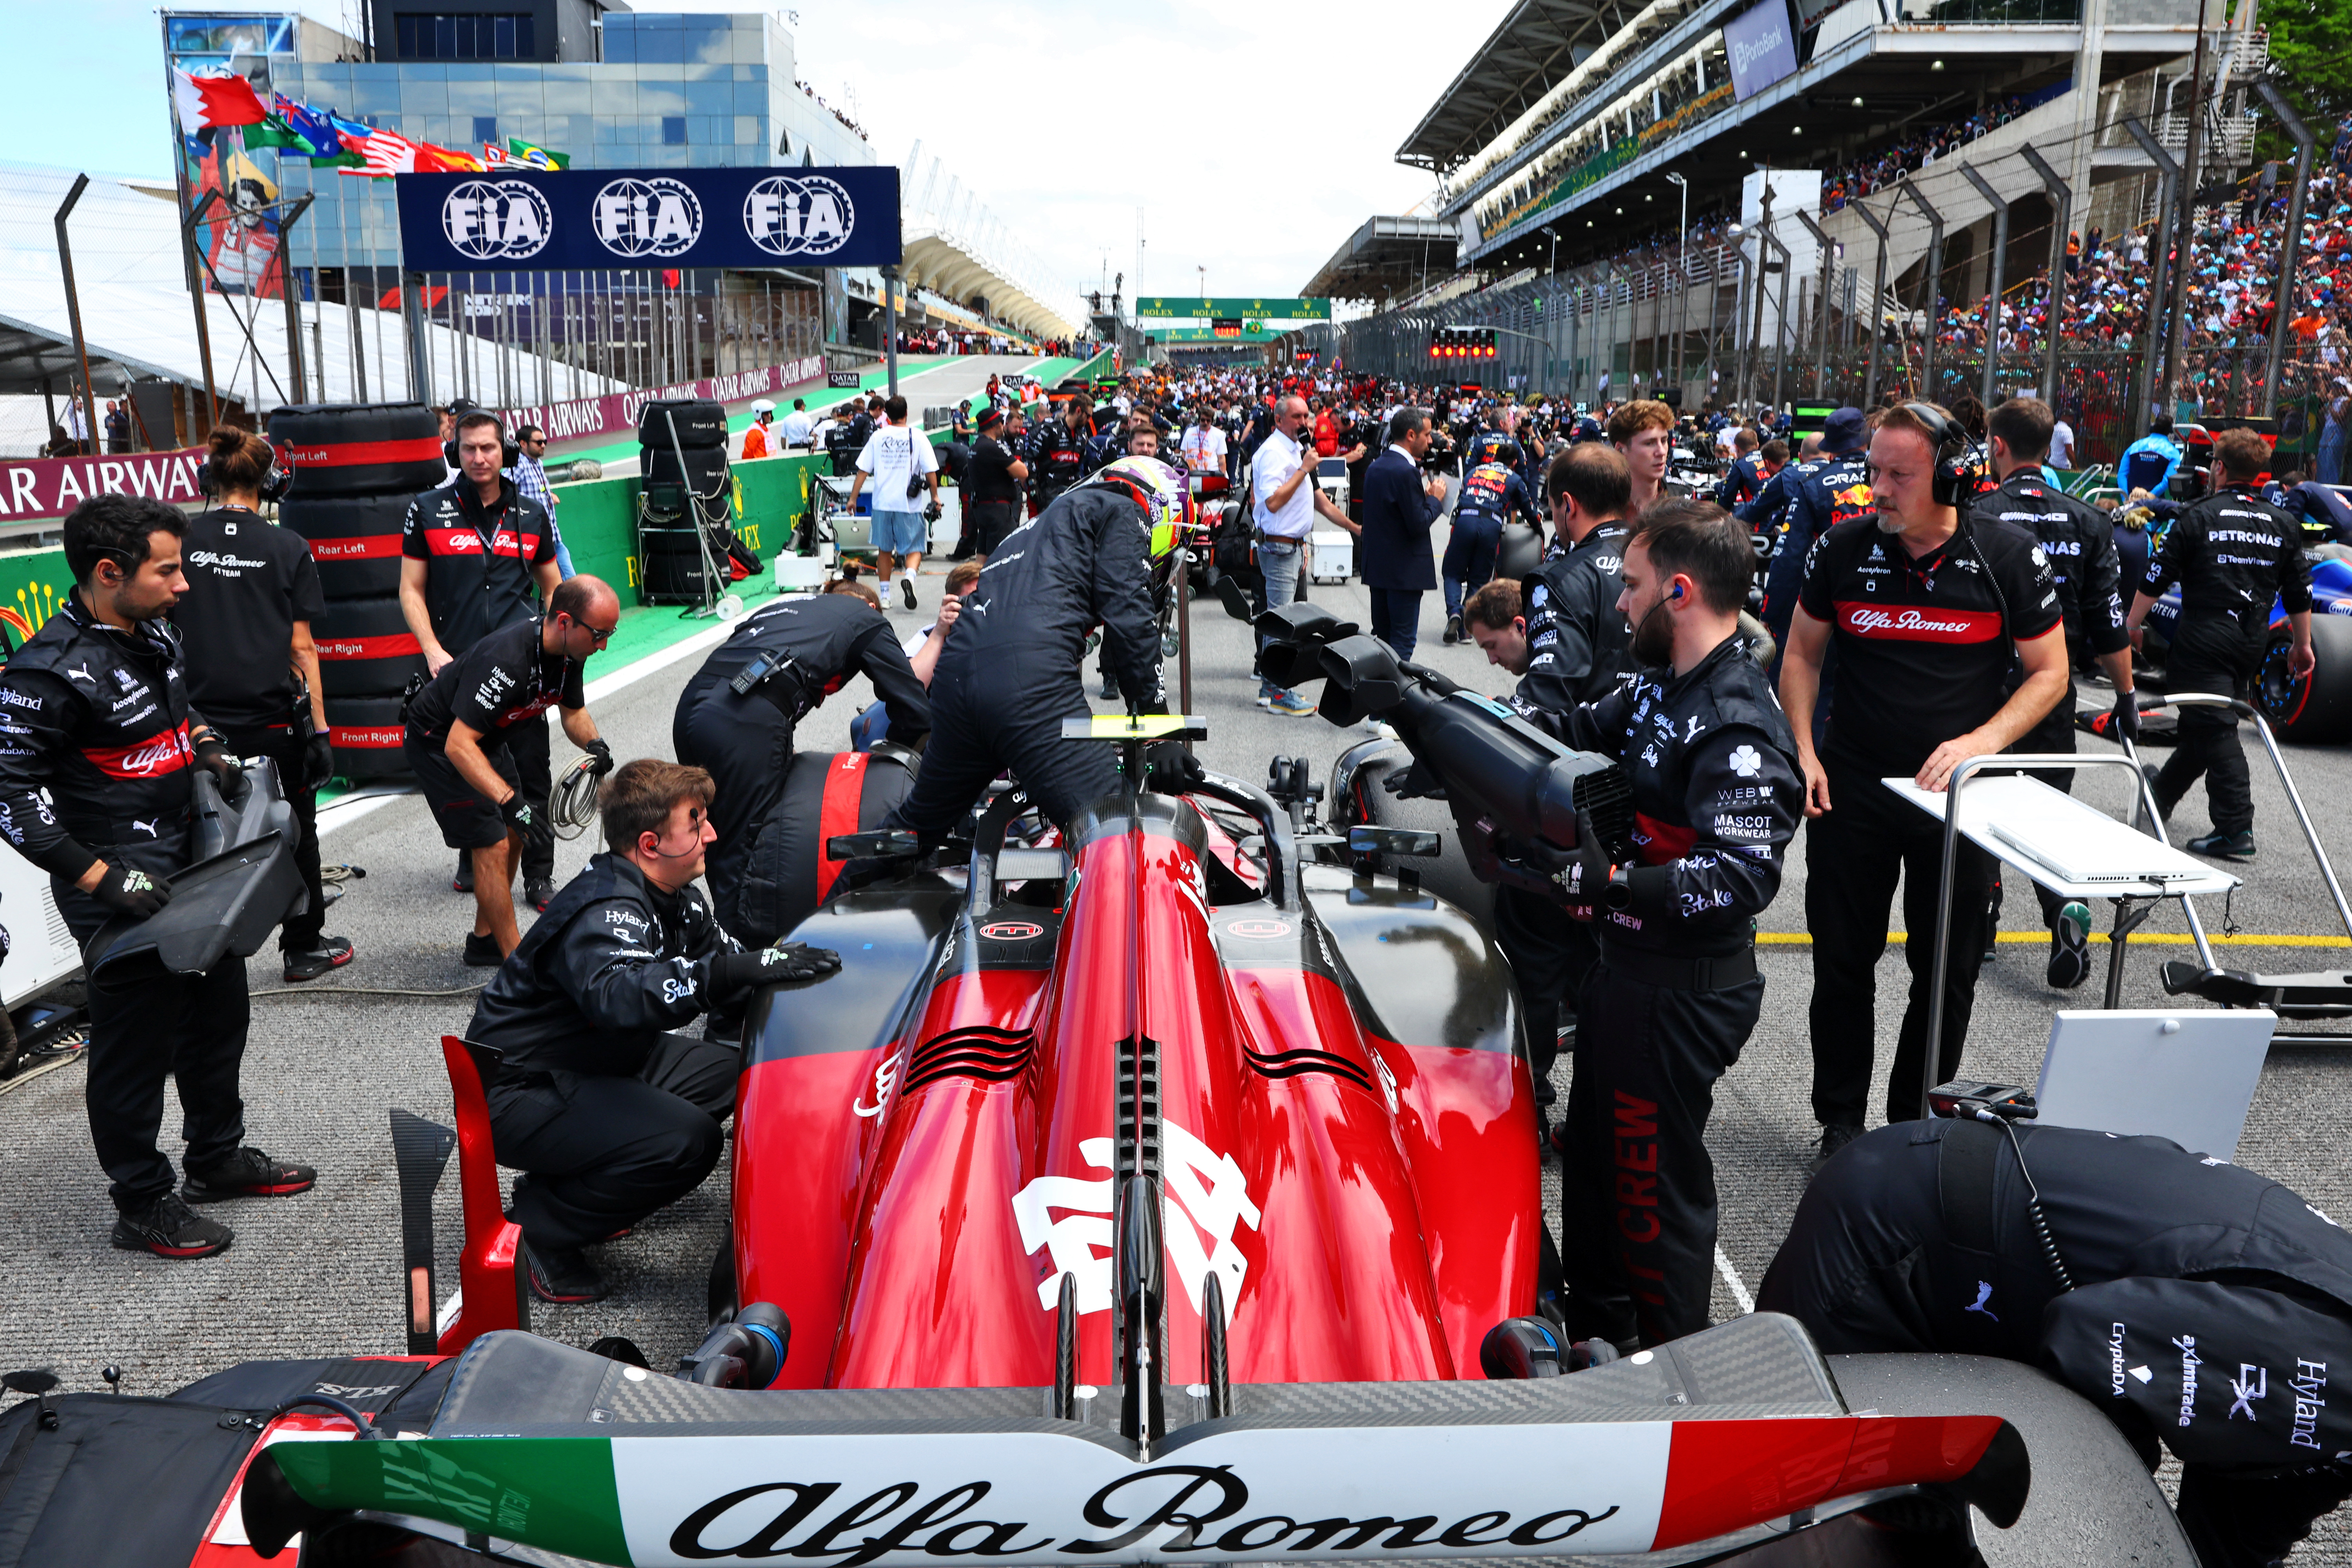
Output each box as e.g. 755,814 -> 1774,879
1755,932 -> 2351,946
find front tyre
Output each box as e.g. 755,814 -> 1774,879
2258,614 -> 2352,742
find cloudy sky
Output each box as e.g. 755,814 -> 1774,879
13,0 -> 1511,314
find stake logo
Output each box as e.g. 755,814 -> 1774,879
593,177 -> 703,259
441,179 -> 552,262
744,174 -> 856,258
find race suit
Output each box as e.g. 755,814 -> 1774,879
1443,459 -> 1538,619
0,599 -> 250,1212
1027,417 -> 1093,513
2141,484 -> 2310,838
887,486 -> 1163,844
1760,1119 -> 2352,1568
468,852 -> 746,1252
1541,634 -> 1803,1347
672,593 -> 931,947
1757,449 -> 1873,653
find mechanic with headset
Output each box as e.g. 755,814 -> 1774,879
0,494 -> 315,1261
2126,426 -> 2312,861
1492,500 -> 1802,1349
1439,439 -> 1540,648
1757,407 -> 1876,666
1779,401 -> 2068,1169
400,407 -> 564,911
873,457 -> 1201,858
171,425 -> 348,985
1762,1118 -> 2352,1568
468,758 -> 840,1305
402,575 -> 616,967
1971,396 -> 2139,990
672,583 -> 933,950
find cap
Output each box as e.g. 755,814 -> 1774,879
974,406 -> 1005,432
1822,406 -> 1868,454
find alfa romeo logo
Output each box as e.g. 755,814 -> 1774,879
441,180 -> 551,261
592,176 -> 702,258
743,174 -> 855,258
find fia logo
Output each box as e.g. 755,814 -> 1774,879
592,177 -> 702,259
440,180 -> 552,261
743,174 -> 855,258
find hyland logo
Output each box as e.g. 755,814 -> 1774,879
593,176 -> 702,259
743,174 -> 856,258
2290,1359 -> 2328,1450
441,179 -> 552,262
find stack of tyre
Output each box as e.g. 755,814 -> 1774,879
265,402 -> 447,782
637,398 -> 731,603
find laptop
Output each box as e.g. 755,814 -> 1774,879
2033,1009 -> 2276,1161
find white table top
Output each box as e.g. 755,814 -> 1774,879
1881,774 -> 2241,899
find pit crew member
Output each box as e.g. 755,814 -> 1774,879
1029,395 -> 1095,515
673,584 -> 932,948
1440,447 -> 1539,648
1757,407 -> 1873,658
1762,1119 -> 2352,1568
1780,402 -> 2066,1165
963,406 -> 1030,561
1498,499 -> 1801,1347
468,758 -> 841,1303
0,494 -> 315,1259
2127,426 -> 2312,860
403,576 -> 615,965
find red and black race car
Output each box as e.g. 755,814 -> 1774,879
1,651 -> 2192,1566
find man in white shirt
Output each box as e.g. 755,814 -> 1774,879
778,398 -> 815,448
2048,413 -> 2075,470
1181,408 -> 1227,476
1249,395 -> 1356,715
844,394 -> 940,613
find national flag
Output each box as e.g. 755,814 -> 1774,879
415,141 -> 484,174
507,136 -> 569,171
241,116 -> 310,153
480,143 -> 513,168
349,126 -> 419,177
172,68 -> 269,130
272,96 -> 352,161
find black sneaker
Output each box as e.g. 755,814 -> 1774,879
2045,901 -> 2092,990
1443,613 -> 1463,646
113,1192 -> 232,1258
524,878 -> 557,913
525,1241 -> 610,1303
1811,1122 -> 1864,1173
282,936 -> 353,983
183,1147 -> 317,1203
900,576 -> 918,612
2141,764 -> 2171,822
2185,829 -> 2256,860
453,850 -> 474,894
463,931 -> 504,967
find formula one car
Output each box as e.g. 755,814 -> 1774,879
0,686 -> 2194,1565
2140,549 -> 2352,742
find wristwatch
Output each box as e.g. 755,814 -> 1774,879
1601,864 -> 1633,912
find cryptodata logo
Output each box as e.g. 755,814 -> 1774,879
592,177 -> 703,258
743,174 -> 855,258
440,180 -> 551,261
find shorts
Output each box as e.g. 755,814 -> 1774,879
871,506 -> 927,555
404,726 -> 522,851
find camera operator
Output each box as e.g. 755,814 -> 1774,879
0,494 -> 315,1259
1762,1118 -> 2352,1568
672,584 -> 932,949
2125,428 -> 2310,860
1973,396 -> 2137,986
1495,500 -> 1801,1348
172,425 -> 347,984
1780,402 -> 2067,1165
403,576 -> 617,965
468,758 -> 842,1303
401,408 -> 561,909
963,406 -> 1029,562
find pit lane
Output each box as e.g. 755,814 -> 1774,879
4,498 -> 2349,1550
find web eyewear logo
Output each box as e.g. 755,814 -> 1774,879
441,180 -> 552,261
743,174 -> 855,258
593,176 -> 702,258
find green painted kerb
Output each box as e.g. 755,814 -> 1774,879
273,1436 -> 632,1566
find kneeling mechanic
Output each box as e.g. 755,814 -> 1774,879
468,759 -> 840,1302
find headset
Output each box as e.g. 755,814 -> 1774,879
194,453 -> 292,505
445,405 -> 521,470
1897,400 -> 1983,508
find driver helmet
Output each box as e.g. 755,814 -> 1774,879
1086,456 -> 1192,561
750,399 -> 775,421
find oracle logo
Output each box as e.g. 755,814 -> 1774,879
978,921 -> 1045,942
1836,601 -> 2000,643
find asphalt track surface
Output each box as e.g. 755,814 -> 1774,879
5,445 -> 2352,1553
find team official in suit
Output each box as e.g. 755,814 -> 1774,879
1357,407 -> 1452,660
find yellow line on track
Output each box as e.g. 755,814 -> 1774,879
1754,932 -> 2352,947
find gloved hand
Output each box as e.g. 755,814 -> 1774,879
1494,813 -> 1612,915
499,793 -> 538,835
705,942 -> 842,1000
1144,739 -> 1205,795
301,733 -> 336,794
2109,695 -> 2141,746
582,737 -> 615,778
191,732 -> 250,807
923,501 -> 944,524
1381,758 -> 1448,801
90,860 -> 171,920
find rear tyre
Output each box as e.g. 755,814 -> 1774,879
280,493 -> 411,599
636,399 -> 729,450
2258,614 -> 2352,742
268,403 -> 446,499
314,595 -> 425,698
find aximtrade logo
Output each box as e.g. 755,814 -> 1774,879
593,176 -> 702,258
744,174 -> 855,258
441,180 -> 552,261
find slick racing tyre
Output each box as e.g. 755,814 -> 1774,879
279,493 -> 409,600
269,403 -> 447,500
643,442 -> 731,495
323,695 -> 410,783
636,398 -> 729,450
312,595 -> 425,698
2258,614 -> 2352,743
730,750 -> 916,948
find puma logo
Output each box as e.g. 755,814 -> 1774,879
65,664 -> 94,684
131,818 -> 158,837
1965,1281 -> 2000,1323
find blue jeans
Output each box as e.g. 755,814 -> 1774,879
1369,588 -> 1423,662
1441,513 -> 1501,617
1257,537 -> 1305,694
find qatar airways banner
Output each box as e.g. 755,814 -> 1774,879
494,355 -> 826,448
0,445 -> 209,525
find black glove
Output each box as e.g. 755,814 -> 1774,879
90,860 -> 171,920
2110,695 -> 2141,746
1496,813 -> 1612,915
1381,758 -> 1448,801
705,942 -> 842,1000
1144,739 -> 1205,795
923,501 -> 944,524
583,737 -> 615,778
301,733 -> 335,795
191,732 -> 250,806
499,793 -> 538,834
